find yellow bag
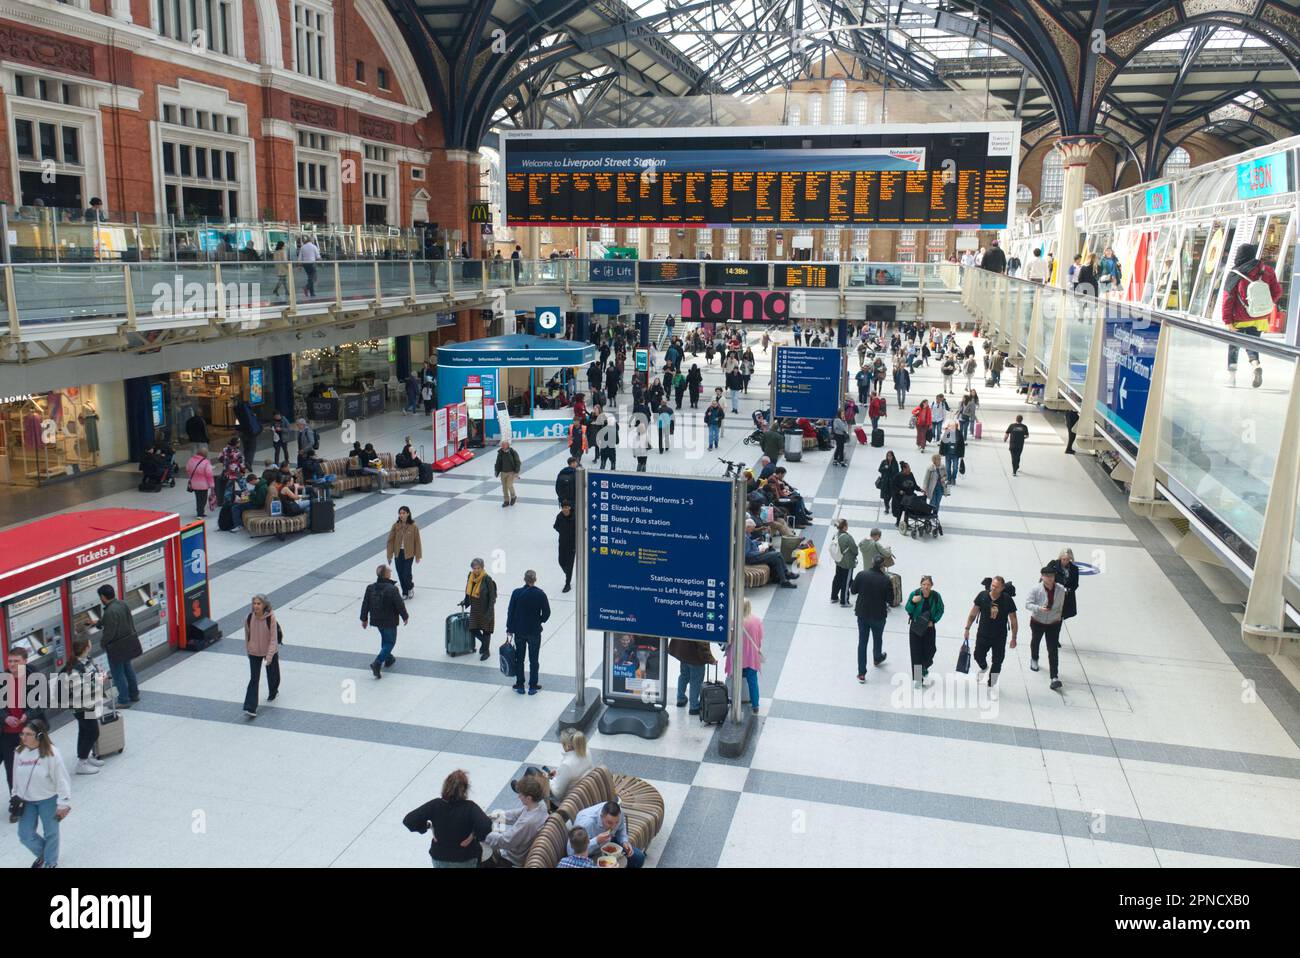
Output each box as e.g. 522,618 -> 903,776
793,546 -> 818,569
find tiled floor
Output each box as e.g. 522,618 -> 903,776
4,326 -> 1299,869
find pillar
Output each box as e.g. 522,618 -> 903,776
570,311 -> 590,342
635,313 -> 650,347
395,336 -> 412,382
270,354 -> 294,420
1054,136 -> 1101,287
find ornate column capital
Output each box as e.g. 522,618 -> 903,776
1053,134 -> 1102,168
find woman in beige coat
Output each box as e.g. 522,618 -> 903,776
243,594 -> 280,718
386,506 -> 423,600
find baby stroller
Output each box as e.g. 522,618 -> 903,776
899,494 -> 943,539
744,408 -> 771,446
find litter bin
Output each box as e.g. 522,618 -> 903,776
784,429 -> 803,463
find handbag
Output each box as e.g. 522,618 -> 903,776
499,639 -> 517,677
959,459 -> 966,475
955,639 -> 972,674
908,595 -> 932,638
743,623 -> 766,664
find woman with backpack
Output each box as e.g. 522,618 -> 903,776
1222,243 -> 1281,388
242,594 -> 280,718
905,576 -> 945,689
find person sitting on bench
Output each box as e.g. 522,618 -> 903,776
744,529 -> 799,588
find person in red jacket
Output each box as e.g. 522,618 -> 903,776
911,399 -> 933,452
1222,243 -> 1281,388
868,393 -> 887,434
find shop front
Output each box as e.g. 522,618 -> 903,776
436,335 -> 595,440
152,360 -> 276,449
293,339 -> 398,424
0,385 -> 128,489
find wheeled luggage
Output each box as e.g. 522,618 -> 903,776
871,427 -> 885,447
973,421 -> 983,439
699,663 -> 729,725
310,499 -> 335,533
445,611 -> 475,656
854,426 -> 868,445
95,709 -> 125,758
888,571 -> 903,608
417,462 -> 434,484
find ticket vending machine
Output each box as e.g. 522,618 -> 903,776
68,565 -> 117,670
121,545 -> 170,656
2,585 -> 68,678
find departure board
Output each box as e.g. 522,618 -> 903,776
504,124 -> 1019,229
775,264 -> 840,288
705,262 -> 769,287
639,261 -> 701,286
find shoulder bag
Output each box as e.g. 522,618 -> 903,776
742,622 -> 766,664
908,594 -> 932,638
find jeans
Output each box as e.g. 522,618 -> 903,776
272,439 -> 288,464
373,627 -> 397,668
929,485 -> 944,514
869,416 -> 879,434
75,716 -> 99,760
1029,619 -> 1062,678
244,653 -> 281,712
729,389 -> 739,413
741,667 -> 760,710
364,467 -> 387,491
708,424 -> 720,448
1227,325 -> 1262,368
960,416 -> 972,441
395,551 -> 415,594
513,633 -> 542,688
896,389 -> 906,407
18,796 -> 59,866
946,452 -> 967,486
833,435 -> 847,464
856,618 -> 885,675
302,263 -> 317,296
676,662 -> 705,709
109,659 -> 139,703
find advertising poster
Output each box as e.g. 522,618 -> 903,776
605,633 -> 665,705
248,367 -> 264,405
435,407 -> 449,456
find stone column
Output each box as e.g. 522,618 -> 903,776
1054,135 -> 1101,288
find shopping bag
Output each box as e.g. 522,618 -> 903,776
955,640 -> 971,675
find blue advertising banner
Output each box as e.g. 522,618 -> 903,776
585,473 -> 734,642
1097,310 -> 1160,445
179,524 -> 208,592
1237,153 -> 1290,200
149,383 -> 165,428
1143,184 -> 1172,216
774,346 -> 842,419
248,366 -> 264,405
590,261 -> 636,283
592,297 -> 621,315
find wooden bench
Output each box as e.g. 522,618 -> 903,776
523,766 -> 664,868
318,452 -> 419,496
242,503 -> 310,539
743,564 -> 772,588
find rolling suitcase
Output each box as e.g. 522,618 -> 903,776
854,426 -> 868,445
871,427 -> 885,447
310,499 -> 335,533
888,571 -> 903,608
445,611 -> 475,656
417,462 -> 434,484
699,663 -> 729,725
973,421 -> 983,439
95,709 -> 125,758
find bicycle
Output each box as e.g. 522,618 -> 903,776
719,458 -> 745,479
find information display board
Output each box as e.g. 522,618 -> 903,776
705,262 -> 768,288
774,346 -> 843,419
585,472 -> 736,642
503,124 -> 1019,229
604,633 -> 667,706
639,261 -> 701,287
775,264 -> 840,288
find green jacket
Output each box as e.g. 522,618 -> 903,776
760,429 -> 783,462
248,479 -> 269,509
859,538 -> 893,569
834,530 -> 859,570
495,447 -> 522,475
904,589 -> 944,624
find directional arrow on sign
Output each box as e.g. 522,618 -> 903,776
1118,375 -> 1128,409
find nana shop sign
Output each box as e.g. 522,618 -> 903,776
680,289 -> 789,323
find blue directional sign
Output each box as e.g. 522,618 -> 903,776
585,472 -> 735,643
1098,312 -> 1159,444
590,260 -> 635,283
535,306 -> 562,335
774,346 -> 842,419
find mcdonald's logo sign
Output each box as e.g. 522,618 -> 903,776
469,202 -> 491,223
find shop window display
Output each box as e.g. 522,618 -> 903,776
0,387 -> 102,487
294,340 -> 396,422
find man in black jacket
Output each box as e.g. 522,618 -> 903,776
360,565 -> 409,679
849,557 -> 893,681
554,502 -> 576,593
506,570 -> 551,694
98,585 -> 142,707
980,240 -> 1007,274
555,457 -> 577,507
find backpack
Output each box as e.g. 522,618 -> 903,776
1231,266 -> 1274,319
827,534 -> 844,564
245,613 -> 284,645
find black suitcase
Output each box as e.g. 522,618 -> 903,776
218,503 -> 235,531
871,427 -> 885,447
310,500 -> 335,533
418,462 -> 434,484
699,663 -> 729,725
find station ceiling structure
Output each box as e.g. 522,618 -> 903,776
385,1 -> 1300,179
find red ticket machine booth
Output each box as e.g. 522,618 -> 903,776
0,510 -> 186,679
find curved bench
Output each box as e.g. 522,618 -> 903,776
523,766 -> 664,867
242,508 -> 309,539
319,452 -> 418,496
744,564 -> 772,588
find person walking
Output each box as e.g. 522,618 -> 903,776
939,420 -> 965,487
269,413 -> 290,465
1026,564 -> 1067,691
930,394 -> 949,443
868,392 -> 887,436
11,719 -> 71,868
829,518 -> 859,607
386,506 -> 423,600
669,637 -> 716,717
904,576 -> 944,688
893,360 -> 911,409
97,585 -> 142,708
911,399 -> 932,452
849,556 -> 893,682
656,404 -> 673,454
704,399 -> 725,451
940,354 -> 956,394
297,235 -> 321,297
890,462 -> 920,528
494,439 -> 521,507
555,456 -> 578,507
1005,413 -> 1029,476
1222,242 -> 1281,388
725,599 -> 764,714
725,366 -> 743,414
66,639 -> 105,775
402,769 -> 493,868
185,444 -> 215,519
963,354 -> 977,392
594,408 -> 618,470
242,594 -> 281,718
554,501 -> 575,593
459,558 -> 498,661
1047,547 -> 1080,624
271,240 -> 290,298
360,565 -> 408,679
963,576 -> 1018,690
506,570 -> 551,695
632,415 -> 651,472
876,451 -> 900,508
923,453 -> 947,515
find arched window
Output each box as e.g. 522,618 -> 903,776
853,91 -> 869,125
787,102 -> 801,126
829,80 -> 846,125
1082,184 -> 1100,203
1016,184 -> 1032,207
1163,146 -> 1191,177
1040,149 -> 1064,205
806,93 -> 821,125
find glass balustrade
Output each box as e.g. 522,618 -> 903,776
11,264 -> 130,326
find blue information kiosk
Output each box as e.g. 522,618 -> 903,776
436,335 -> 596,440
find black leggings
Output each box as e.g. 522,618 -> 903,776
472,629 -> 491,654
76,716 -> 99,761
193,488 -> 208,516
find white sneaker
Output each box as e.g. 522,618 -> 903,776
977,667 -> 988,681
87,757 -> 106,767
75,760 -> 99,775
1228,367 -> 1237,387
